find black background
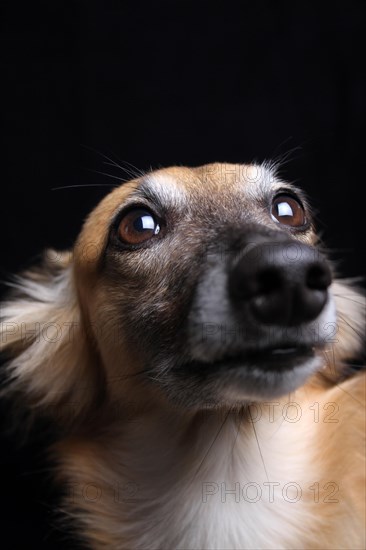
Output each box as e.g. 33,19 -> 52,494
1,1 -> 365,547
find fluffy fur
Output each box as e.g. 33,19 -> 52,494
0,163 -> 365,549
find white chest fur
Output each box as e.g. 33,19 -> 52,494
65,401 -> 324,549
134,412 -> 317,549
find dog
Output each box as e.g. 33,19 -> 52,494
0,163 -> 365,549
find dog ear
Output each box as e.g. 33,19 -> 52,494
0,250 -> 103,424
332,279 -> 365,364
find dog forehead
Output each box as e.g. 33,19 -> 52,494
132,163 -> 279,214
147,162 -> 277,200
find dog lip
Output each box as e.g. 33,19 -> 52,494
270,347 -> 299,354
185,345 -> 315,373
224,345 -> 314,369
256,345 -> 312,356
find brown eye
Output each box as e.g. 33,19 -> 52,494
118,209 -> 161,245
271,194 -> 306,227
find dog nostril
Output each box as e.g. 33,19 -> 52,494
306,264 -> 331,290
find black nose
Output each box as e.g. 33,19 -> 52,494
229,240 -> 332,326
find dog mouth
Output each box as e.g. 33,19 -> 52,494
185,344 -> 315,374
175,344 -> 320,401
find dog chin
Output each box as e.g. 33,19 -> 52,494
172,349 -> 324,406
219,354 -> 323,403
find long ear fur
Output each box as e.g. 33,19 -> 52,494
331,279 -> 365,364
0,251 -> 103,423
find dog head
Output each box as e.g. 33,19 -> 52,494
1,163 -> 364,417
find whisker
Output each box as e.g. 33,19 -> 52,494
102,159 -> 125,170
82,144 -> 126,170
103,160 -> 127,169
249,406 -> 269,482
334,380 -> 364,406
322,350 -> 364,410
337,313 -> 364,340
82,144 -> 146,179
270,146 -> 303,171
105,157 -> 146,178
322,348 -> 337,377
102,161 -> 139,180
230,407 -> 243,464
269,136 -> 295,158
86,168 -> 128,182
51,183 -> 119,191
107,154 -> 146,178
193,408 -> 232,480
103,160 -> 138,178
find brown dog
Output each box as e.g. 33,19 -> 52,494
1,163 -> 365,549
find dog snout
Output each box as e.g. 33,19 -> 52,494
228,239 -> 332,327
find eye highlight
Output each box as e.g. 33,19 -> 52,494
271,194 -> 307,228
118,208 -> 161,245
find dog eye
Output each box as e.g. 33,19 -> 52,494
271,194 -> 306,227
118,209 -> 161,244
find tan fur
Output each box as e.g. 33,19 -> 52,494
0,163 -> 365,549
